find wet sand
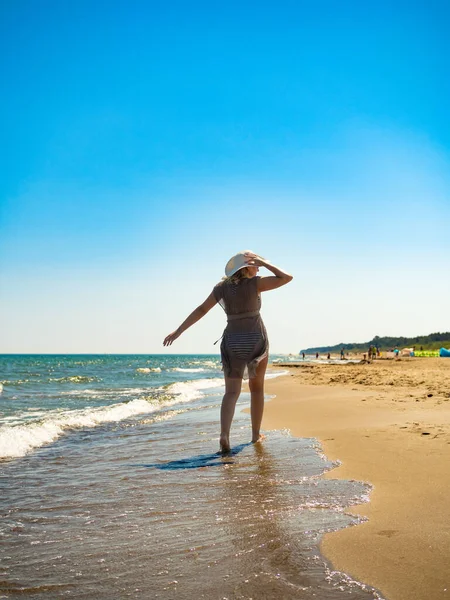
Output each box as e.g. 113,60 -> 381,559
262,358 -> 450,600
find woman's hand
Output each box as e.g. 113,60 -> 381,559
163,330 -> 181,346
244,252 -> 268,268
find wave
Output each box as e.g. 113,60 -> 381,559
48,376 -> 100,383
1,379 -> 32,386
1,376 -> 101,386
188,360 -> 220,368
0,399 -> 159,460
265,369 -> 290,379
60,387 -> 152,397
168,378 -> 224,401
171,367 -> 208,373
0,377 -> 225,460
136,367 -> 162,373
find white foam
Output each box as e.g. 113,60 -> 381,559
49,375 -> 99,383
60,387 -> 151,397
0,377 -> 224,460
189,360 -> 220,368
0,398 -> 161,460
0,383 -> 3,394
136,367 -> 161,373
265,369 -> 289,379
172,367 -> 207,373
168,378 -> 224,402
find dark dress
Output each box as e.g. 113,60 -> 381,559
213,276 -> 269,379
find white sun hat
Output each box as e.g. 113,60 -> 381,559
225,250 -> 261,277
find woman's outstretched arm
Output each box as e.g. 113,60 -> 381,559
163,291 -> 217,346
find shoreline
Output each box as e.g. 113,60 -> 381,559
260,358 -> 450,600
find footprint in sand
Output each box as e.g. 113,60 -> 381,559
376,529 -> 399,537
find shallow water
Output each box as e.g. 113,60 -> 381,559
0,355 -> 384,599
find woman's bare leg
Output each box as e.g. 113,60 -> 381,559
248,356 -> 268,443
219,376 -> 242,452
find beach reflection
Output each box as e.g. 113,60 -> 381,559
216,442 -> 314,597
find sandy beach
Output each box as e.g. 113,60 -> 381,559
262,357 -> 450,600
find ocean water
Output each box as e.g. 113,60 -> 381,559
0,355 -> 384,599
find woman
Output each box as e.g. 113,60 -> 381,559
163,251 -> 293,452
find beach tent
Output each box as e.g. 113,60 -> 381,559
401,347 -> 414,357
439,348 -> 450,358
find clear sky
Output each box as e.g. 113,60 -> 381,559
1,0 -> 449,354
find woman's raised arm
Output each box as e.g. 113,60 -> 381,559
246,254 -> 293,292
163,291 -> 217,346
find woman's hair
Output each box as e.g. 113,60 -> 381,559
220,267 -> 249,285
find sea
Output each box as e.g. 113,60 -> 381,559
0,354 -> 384,599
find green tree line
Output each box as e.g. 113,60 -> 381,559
301,332 -> 450,354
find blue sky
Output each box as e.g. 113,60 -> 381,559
1,0 -> 449,353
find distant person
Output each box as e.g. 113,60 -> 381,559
316,352 -> 319,359
163,250 -> 293,453
327,352 -> 331,360
302,352 -> 305,360
340,348 -> 345,360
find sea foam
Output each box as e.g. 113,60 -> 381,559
0,378 -> 224,460
265,369 -> 289,379
171,367 -> 207,373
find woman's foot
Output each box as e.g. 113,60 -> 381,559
251,433 -> 265,444
219,433 -> 231,453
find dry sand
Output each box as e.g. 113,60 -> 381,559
262,358 -> 450,600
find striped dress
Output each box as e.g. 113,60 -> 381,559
213,276 -> 268,379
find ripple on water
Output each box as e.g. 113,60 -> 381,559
0,402 -> 384,599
